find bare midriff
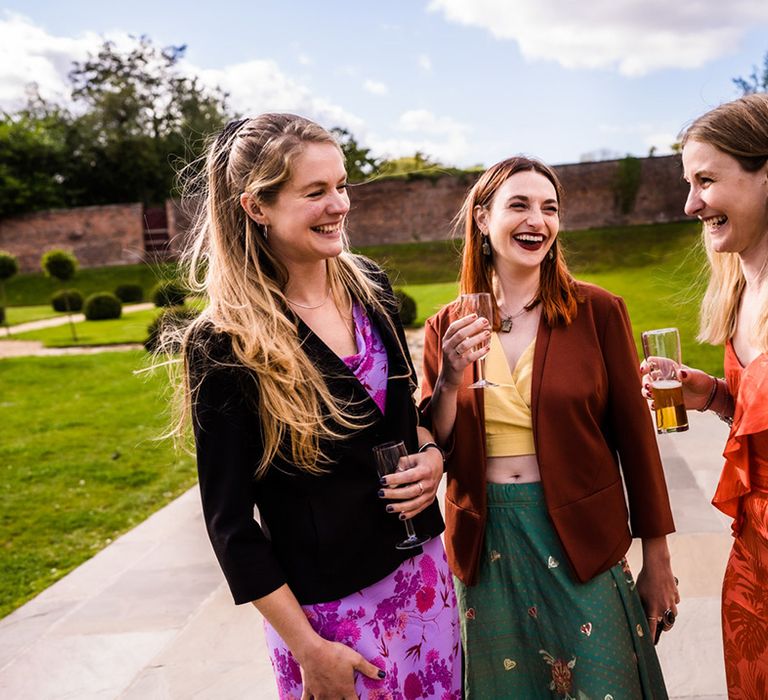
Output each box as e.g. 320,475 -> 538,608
486,453 -> 541,484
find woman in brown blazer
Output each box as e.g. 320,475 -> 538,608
420,156 -> 678,698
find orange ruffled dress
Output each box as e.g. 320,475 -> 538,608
712,341 -> 768,698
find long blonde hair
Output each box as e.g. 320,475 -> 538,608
178,113 -> 400,477
681,94 -> 768,349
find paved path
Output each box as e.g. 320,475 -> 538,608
0,304 -> 153,358
0,328 -> 734,699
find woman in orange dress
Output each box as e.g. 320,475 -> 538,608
644,93 -> 768,697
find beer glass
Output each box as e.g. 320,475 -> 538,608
459,292 -> 497,389
641,327 -> 689,434
372,441 -> 431,550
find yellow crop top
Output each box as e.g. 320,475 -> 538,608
483,333 -> 536,457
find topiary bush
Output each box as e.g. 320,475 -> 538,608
84,292 -> 122,320
394,288 -> 417,326
41,249 -> 78,282
144,306 -> 201,352
51,289 -> 84,312
151,280 -> 187,307
0,251 -> 18,281
114,284 -> 144,303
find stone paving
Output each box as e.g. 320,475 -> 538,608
0,326 -> 734,699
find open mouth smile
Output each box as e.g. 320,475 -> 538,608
311,223 -> 342,234
702,215 -> 727,232
513,233 -> 546,249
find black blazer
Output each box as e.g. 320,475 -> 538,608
189,267 -> 444,605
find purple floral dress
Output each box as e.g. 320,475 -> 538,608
263,304 -> 461,699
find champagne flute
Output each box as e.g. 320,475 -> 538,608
372,441 -> 431,550
459,292 -> 497,389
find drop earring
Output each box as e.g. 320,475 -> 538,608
547,246 -> 555,261
481,234 -> 491,258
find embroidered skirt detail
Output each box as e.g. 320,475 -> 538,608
722,490 -> 768,697
264,536 -> 461,699
454,482 -> 668,699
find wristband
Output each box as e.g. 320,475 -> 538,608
418,441 -> 445,463
699,375 -> 718,413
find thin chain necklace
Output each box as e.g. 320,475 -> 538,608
499,298 -> 539,333
285,287 -> 331,310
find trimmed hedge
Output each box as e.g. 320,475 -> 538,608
114,284 -> 144,303
84,292 -> 122,320
394,288 -> 417,326
151,280 -> 187,307
51,289 -> 84,312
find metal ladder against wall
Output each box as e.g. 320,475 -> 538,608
142,206 -> 171,261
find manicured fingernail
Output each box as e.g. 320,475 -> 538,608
680,369 -> 688,378
379,477 -> 387,486
378,670 -> 386,679
377,489 -> 385,498
386,505 -> 395,513
399,513 -> 407,520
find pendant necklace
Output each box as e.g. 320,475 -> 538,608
499,298 -> 539,333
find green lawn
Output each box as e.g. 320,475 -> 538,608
2,305 -> 65,328
0,352 -> 196,618
3,262 -> 178,307
9,308 -> 162,347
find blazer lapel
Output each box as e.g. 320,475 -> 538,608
530,314 -> 552,440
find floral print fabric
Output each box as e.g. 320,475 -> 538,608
342,302 -> 389,414
264,537 -> 461,699
454,482 -> 668,699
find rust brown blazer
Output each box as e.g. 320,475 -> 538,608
420,282 -> 675,585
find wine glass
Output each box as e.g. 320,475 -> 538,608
372,441 -> 431,550
459,292 -> 497,389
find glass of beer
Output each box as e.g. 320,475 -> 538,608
459,292 -> 497,389
641,327 -> 689,434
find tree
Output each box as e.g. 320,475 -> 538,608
0,251 -> 18,333
331,128 -> 381,182
2,36 -> 231,214
733,50 -> 768,95
41,250 -> 79,342
378,151 -> 444,177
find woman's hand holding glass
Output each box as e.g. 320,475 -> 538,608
377,444 -> 443,519
640,361 -> 717,412
440,313 -> 491,387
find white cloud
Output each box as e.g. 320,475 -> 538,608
368,109 -> 473,165
428,0 -> 768,76
0,13 -> 364,135
363,79 -> 388,95
418,54 -> 432,72
297,53 -> 312,66
0,11 -> 104,109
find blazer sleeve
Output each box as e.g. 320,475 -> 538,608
601,296 -> 675,538
189,342 -> 287,604
419,314 -> 441,431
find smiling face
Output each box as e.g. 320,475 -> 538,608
682,139 -> 768,261
474,169 -> 560,274
246,141 -> 350,269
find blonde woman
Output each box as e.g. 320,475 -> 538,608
643,93 -> 768,694
179,114 -> 460,699
421,156 -> 676,698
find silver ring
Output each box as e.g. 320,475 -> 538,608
417,481 -> 424,496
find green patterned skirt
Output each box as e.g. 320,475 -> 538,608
454,482 -> 668,699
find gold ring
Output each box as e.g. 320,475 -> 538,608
417,481 -> 424,496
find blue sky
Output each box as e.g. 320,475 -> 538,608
2,0 -> 768,167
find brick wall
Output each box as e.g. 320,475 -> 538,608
0,203 -> 145,273
0,155 -> 693,272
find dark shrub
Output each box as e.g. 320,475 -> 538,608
144,306 -> 201,352
394,288 -> 417,326
152,280 -> 187,307
0,251 -> 18,281
0,307 -> 4,324
114,284 -> 144,303
51,289 -> 84,312
41,250 -> 78,281
84,292 -> 122,320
